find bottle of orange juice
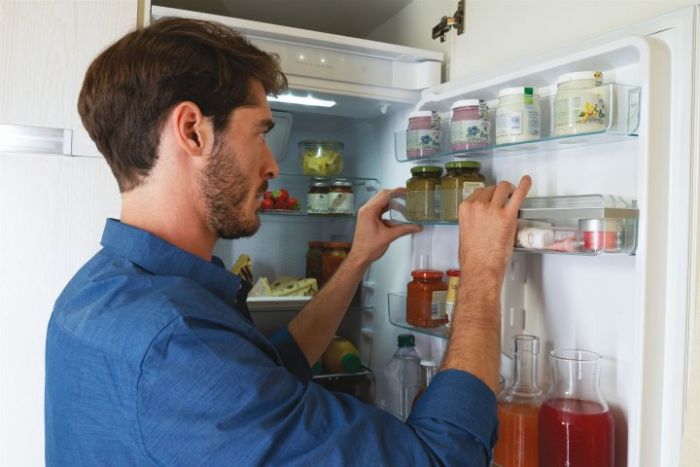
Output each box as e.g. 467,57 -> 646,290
493,335 -> 544,467
321,336 -> 362,374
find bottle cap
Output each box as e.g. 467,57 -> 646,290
410,269 -> 443,280
556,71 -> 603,86
498,86 -> 537,98
398,334 -> 415,347
408,110 -> 436,119
445,160 -> 480,170
410,165 -> 443,175
446,269 -> 461,277
451,99 -> 482,109
513,334 -> 540,355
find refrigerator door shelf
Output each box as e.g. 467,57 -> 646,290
387,293 -> 450,340
394,83 -> 641,163
388,193 -> 639,255
247,296 -> 312,312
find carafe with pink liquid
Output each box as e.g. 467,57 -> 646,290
538,349 -> 615,467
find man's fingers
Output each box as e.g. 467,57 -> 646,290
505,175 -> 533,217
387,223 -> 422,241
472,185 -> 497,203
491,181 -> 516,207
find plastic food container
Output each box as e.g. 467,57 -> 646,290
495,87 -> 541,144
578,218 -> 624,253
406,111 -> 441,159
553,71 -> 607,136
299,140 -> 344,177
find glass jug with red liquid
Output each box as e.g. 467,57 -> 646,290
538,349 -> 615,467
493,335 -> 544,467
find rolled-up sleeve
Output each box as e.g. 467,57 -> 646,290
268,327 -> 311,384
137,317 -> 498,466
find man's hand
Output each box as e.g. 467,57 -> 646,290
347,188 -> 422,269
458,177 -> 533,282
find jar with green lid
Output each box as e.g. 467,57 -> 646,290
440,161 -> 485,221
406,165 -> 443,221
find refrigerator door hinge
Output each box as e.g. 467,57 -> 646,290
432,0 -> 465,43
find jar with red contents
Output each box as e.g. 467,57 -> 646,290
406,269 -> 448,328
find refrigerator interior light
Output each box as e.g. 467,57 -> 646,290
268,93 -> 336,108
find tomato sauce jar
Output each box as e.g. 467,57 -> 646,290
406,269 -> 448,328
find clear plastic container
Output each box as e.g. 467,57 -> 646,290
553,71 -> 607,136
381,334 -> 422,421
299,140 -> 344,177
495,87 -> 541,144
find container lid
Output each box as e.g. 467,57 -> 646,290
451,99 -> 482,109
497,86 -> 537,98
556,71 -> 603,85
398,334 -> 415,347
578,218 -> 624,232
331,179 -> 352,187
445,160 -> 480,170
411,269 -> 443,280
408,110 -> 436,119
446,269 -> 461,277
341,353 -> 363,373
298,139 -> 344,148
325,241 -> 352,249
308,241 -> 326,248
410,165 -> 443,175
420,360 -> 438,367
311,181 -> 330,187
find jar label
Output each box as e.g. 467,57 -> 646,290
450,119 -> 490,147
431,290 -> 447,320
406,129 -> 442,157
462,181 -> 485,199
328,192 -> 354,215
496,112 -> 522,137
307,193 -> 329,214
554,89 -> 607,134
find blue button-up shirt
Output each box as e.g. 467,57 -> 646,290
45,219 -> 497,466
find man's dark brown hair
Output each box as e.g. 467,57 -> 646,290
78,17 -> 287,192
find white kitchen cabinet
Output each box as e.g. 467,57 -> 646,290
0,1 -> 139,157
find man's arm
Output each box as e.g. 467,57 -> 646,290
441,177 -> 532,393
288,188 -> 420,365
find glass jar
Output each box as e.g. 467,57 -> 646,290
306,241 -> 326,285
539,349 -> 615,467
406,269 -> 448,328
494,335 -> 545,467
406,111 -> 441,159
449,99 -> 490,151
495,87 -> 541,145
328,179 -> 354,216
553,71 -> 607,136
440,161 -> 486,221
299,140 -> 344,177
321,242 -> 352,287
406,166 -> 443,221
307,180 -> 330,214
444,269 -> 460,330
578,218 -> 624,253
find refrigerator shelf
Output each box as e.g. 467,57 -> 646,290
247,296 -> 312,311
312,369 -> 372,381
387,293 -> 450,340
263,173 -> 381,218
388,193 -> 639,255
394,83 -> 641,162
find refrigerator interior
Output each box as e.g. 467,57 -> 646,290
198,5 -> 699,467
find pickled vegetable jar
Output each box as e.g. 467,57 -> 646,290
406,269 -> 448,328
440,161 -> 485,221
553,71 -> 607,136
299,140 -> 344,176
406,166 -> 443,221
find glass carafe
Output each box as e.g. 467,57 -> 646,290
538,349 -> 615,467
493,335 -> 544,467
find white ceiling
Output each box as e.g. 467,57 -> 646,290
153,0 -> 414,38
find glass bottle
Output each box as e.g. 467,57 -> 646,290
493,335 -> 544,467
538,349 -> 615,467
382,334 -> 421,421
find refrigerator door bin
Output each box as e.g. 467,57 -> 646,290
393,83 -> 641,162
387,293 -> 450,340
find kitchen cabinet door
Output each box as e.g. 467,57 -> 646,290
0,1 -> 138,157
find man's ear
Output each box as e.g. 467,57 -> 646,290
170,101 -> 213,158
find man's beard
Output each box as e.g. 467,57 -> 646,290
200,138 -> 264,240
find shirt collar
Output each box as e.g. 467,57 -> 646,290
100,218 -> 240,306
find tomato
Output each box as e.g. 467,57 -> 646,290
260,198 -> 274,210
286,197 -> 300,210
263,191 -> 273,200
274,197 -> 287,210
273,188 -> 289,202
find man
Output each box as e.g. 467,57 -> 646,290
45,17 -> 531,466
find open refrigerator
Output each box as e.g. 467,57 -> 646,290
152,6 -> 698,466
